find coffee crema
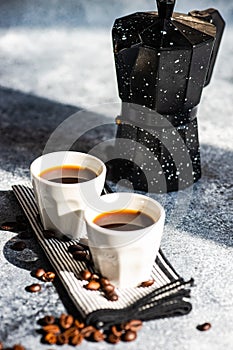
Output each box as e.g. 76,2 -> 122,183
93,209 -> 155,231
39,165 -> 96,184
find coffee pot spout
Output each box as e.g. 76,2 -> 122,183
189,8 -> 225,86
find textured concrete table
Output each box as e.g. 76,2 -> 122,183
0,0 -> 233,349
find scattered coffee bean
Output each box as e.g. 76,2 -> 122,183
42,271 -> 56,282
63,327 -> 79,338
122,330 -> 137,342
106,292 -> 119,301
70,333 -> 83,346
43,333 -> 57,344
85,280 -> 101,291
12,345 -> 25,350
68,244 -> 86,253
1,221 -> 17,231
139,280 -> 155,287
43,230 -> 56,239
72,251 -> 88,261
59,314 -> 74,329
107,333 -> 120,344
91,273 -> 100,280
100,277 -> 110,286
80,325 -> 95,338
11,241 -> 26,251
25,283 -> 41,293
102,284 -> 115,294
196,322 -> 211,331
57,333 -> 69,345
80,270 -> 92,281
92,330 -> 105,342
111,325 -> 122,337
33,268 -> 46,279
39,315 -> 55,325
74,320 -> 85,329
42,324 -> 60,335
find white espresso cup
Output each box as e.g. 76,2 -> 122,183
84,192 -> 165,288
30,151 -> 106,239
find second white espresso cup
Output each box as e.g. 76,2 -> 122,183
84,192 -> 165,288
30,151 -> 106,239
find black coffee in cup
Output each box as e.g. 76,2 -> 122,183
39,165 -> 96,184
93,209 -> 155,231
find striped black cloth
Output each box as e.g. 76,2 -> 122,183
12,184 -> 194,329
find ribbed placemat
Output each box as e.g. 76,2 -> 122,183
12,183 -> 193,329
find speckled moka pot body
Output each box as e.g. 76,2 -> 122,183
111,1 -> 225,193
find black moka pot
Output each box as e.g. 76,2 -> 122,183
108,0 -> 225,193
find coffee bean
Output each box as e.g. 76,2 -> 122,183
106,292 -> 118,301
91,273 -> 100,280
42,324 -> 60,335
42,271 -> 56,282
107,333 -> 120,344
0,341 -> 3,350
59,314 -> 74,329
80,270 -> 92,281
74,319 -> 85,329
100,277 -> 110,286
80,325 -> 96,338
63,327 -> 79,338
102,284 -> 115,294
123,319 -> 143,332
111,325 -> 122,337
85,280 -> 101,291
92,330 -> 105,342
139,280 -> 155,287
1,221 -> 17,231
25,283 -> 41,293
72,251 -> 88,261
57,333 -> 69,345
70,333 -> 83,346
68,244 -> 86,253
196,322 -> 211,331
11,241 -> 26,251
39,315 -> 55,325
122,330 -> 137,342
43,332 -> 57,344
33,268 -> 46,279
43,230 -> 56,239
12,345 -> 25,350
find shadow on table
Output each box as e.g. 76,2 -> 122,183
0,86 -> 116,177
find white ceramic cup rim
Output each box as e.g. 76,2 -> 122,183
84,192 -> 165,245
30,151 -> 106,187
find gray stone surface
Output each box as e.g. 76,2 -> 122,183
0,86 -> 233,350
0,0 -> 233,349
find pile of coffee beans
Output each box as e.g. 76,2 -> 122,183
67,243 -> 119,300
0,342 -> 25,350
38,313 -> 143,346
81,269 -> 119,301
